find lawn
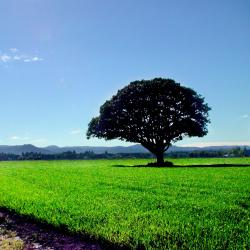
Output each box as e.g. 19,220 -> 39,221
0,158 -> 249,249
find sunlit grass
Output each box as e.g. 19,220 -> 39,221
0,158 -> 249,249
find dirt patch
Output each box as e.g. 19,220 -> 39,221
0,209 -> 102,250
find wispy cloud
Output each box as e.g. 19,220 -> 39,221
241,114 -> 249,119
32,138 -> 47,143
10,136 -> 20,140
24,56 -> 43,63
10,136 -> 30,140
13,55 -> 21,60
0,55 -> 12,62
9,48 -> 18,53
0,48 -> 43,64
58,77 -> 69,89
70,129 -> 81,135
32,56 -> 42,62
10,135 -> 47,144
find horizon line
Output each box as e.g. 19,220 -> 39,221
1,143 -> 250,148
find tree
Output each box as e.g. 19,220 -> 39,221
87,78 -> 211,165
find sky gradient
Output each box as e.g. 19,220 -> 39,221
0,0 -> 250,147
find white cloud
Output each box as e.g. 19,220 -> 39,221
9,48 -> 18,53
70,129 -> 81,135
0,55 -> 11,62
11,136 -> 21,140
13,55 -> 21,60
9,135 -> 47,145
32,138 -> 47,143
241,114 -> 249,119
23,56 -> 43,63
23,58 -> 31,62
32,56 -> 43,62
0,49 -> 43,64
10,135 -> 30,140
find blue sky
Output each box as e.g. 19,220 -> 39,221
0,0 -> 249,147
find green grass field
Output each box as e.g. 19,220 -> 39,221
0,158 -> 249,249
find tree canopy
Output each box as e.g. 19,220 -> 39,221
87,78 -> 211,165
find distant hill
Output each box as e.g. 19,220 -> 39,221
0,144 -> 51,155
0,144 -> 249,155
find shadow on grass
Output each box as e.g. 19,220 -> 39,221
0,207 -> 130,250
113,163 -> 250,168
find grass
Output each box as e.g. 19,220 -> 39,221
0,158 -> 249,249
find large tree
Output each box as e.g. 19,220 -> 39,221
87,78 -> 210,165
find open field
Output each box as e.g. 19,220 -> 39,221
0,158 -> 249,249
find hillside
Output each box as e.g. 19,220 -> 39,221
0,144 -> 249,155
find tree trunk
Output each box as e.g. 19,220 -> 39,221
156,151 -> 164,165
141,143 -> 167,166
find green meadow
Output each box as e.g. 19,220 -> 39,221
0,158 -> 249,249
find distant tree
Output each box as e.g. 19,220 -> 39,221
87,78 -> 211,165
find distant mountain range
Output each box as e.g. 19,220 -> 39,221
0,144 -> 249,155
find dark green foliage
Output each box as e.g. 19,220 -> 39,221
87,78 -> 211,164
167,147 -> 248,158
1,147 -> 247,161
0,151 -> 154,161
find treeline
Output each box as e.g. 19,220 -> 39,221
166,147 -> 249,158
0,151 -> 153,161
0,147 -> 249,161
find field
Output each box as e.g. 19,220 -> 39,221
0,158 -> 249,249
